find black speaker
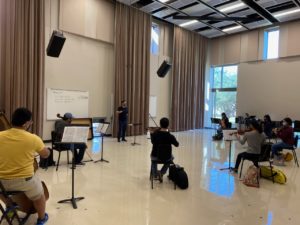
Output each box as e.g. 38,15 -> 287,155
157,60 -> 172,78
46,31 -> 66,57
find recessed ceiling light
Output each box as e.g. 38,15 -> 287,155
274,8 -> 300,18
159,0 -> 169,3
219,3 -> 245,12
179,20 -> 198,27
222,25 -> 242,32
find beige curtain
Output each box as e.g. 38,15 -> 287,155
171,27 -> 207,131
113,2 -> 151,136
0,0 -> 45,136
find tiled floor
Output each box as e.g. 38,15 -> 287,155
4,129 -> 300,224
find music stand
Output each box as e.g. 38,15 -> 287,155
220,129 -> 237,172
94,122 -> 110,163
58,125 -> 89,209
128,123 -> 142,145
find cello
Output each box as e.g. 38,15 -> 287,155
0,111 -> 49,214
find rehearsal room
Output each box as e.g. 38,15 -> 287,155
2,0 -> 300,225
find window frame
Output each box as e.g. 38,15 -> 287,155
263,27 -> 280,60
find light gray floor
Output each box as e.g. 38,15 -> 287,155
6,129 -> 300,225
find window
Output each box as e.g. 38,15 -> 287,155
210,65 -> 238,124
263,28 -> 279,60
151,24 -> 159,55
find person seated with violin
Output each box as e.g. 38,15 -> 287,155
233,119 -> 266,173
213,112 -> 230,140
271,117 -> 294,158
54,113 -> 86,165
0,108 -> 50,225
150,118 -> 179,182
262,114 -> 273,138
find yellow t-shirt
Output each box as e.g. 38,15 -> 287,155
0,128 -> 45,179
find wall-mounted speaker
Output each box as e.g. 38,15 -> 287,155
46,31 -> 66,57
157,60 -> 172,78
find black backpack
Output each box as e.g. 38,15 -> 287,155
169,164 -> 189,189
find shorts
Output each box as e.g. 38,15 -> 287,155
0,174 -> 44,201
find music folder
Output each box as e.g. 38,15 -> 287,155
96,123 -> 110,135
61,125 -> 89,143
223,129 -> 238,141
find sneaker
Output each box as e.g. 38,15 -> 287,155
232,168 -> 238,173
37,213 -> 48,225
122,139 -> 127,142
157,171 -> 163,183
76,162 -> 85,166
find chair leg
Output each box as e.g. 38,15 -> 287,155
239,159 -> 244,180
67,151 -> 70,164
56,152 -> 61,171
292,149 -> 299,167
269,161 -> 275,183
150,168 -> 154,189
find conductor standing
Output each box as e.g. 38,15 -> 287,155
117,100 -> 128,142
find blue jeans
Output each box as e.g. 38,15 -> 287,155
118,120 -> 127,140
151,155 -> 174,176
271,142 -> 293,157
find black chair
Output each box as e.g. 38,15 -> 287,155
284,135 -> 299,167
150,144 -> 175,189
51,131 -> 70,171
0,182 -> 31,225
239,143 -> 275,183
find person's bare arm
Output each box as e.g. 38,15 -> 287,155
39,147 -> 50,158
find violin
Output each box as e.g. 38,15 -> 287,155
230,128 -> 252,136
0,111 -> 49,213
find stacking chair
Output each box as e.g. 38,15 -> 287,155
0,182 -> 31,225
51,131 -> 70,171
239,143 -> 275,183
284,135 -> 299,167
150,144 -> 175,189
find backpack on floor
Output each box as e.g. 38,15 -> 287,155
283,152 -> 293,162
243,165 -> 260,188
169,164 -> 189,189
260,166 -> 287,184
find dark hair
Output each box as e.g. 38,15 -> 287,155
160,117 -> 169,129
221,112 -> 227,118
283,117 -> 292,126
264,114 -> 271,123
249,119 -> 263,133
11,108 -> 32,126
121,100 -> 126,104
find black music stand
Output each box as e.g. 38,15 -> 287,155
220,129 -> 237,172
211,117 -> 220,134
94,122 -> 110,163
129,123 -> 142,146
58,125 -> 89,209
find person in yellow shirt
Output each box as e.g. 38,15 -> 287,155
0,108 -> 50,225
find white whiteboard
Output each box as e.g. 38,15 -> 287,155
47,88 -> 89,120
149,96 -> 157,117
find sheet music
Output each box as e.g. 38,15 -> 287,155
61,126 -> 89,143
223,129 -> 238,141
96,123 -> 109,134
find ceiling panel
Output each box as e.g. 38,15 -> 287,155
181,3 -> 215,16
140,2 -> 164,13
117,0 -> 300,38
168,0 -> 198,9
152,8 -> 177,18
244,20 -> 272,29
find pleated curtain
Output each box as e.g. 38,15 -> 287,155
171,26 -> 207,131
113,2 -> 151,136
0,0 -> 45,136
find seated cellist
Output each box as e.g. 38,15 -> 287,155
0,108 -> 50,225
